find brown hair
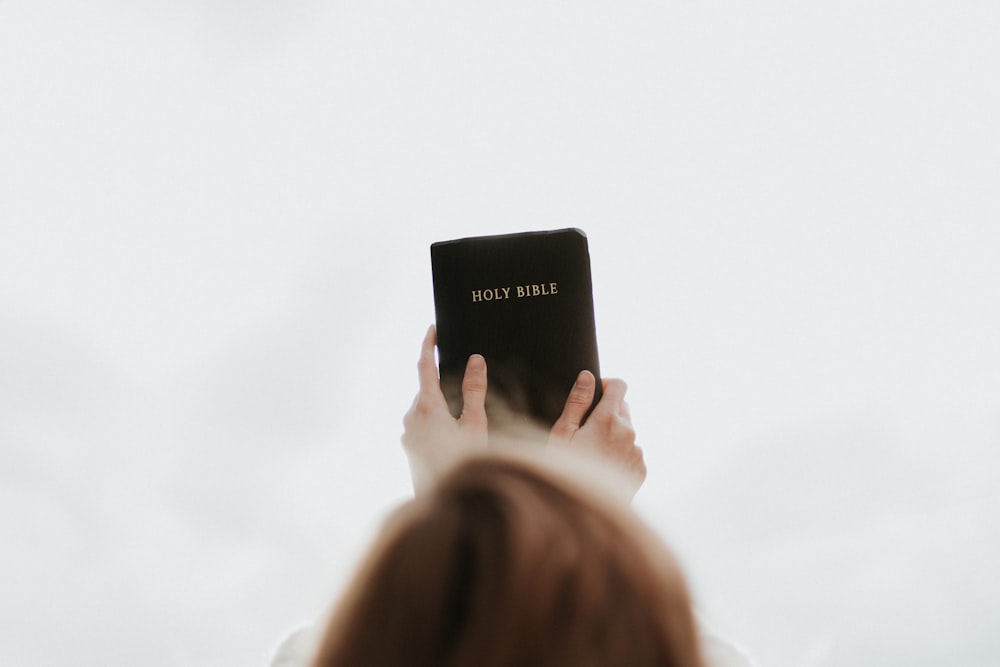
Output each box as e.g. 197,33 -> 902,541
312,453 -> 704,667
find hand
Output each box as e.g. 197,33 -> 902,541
549,371 -> 646,497
401,325 -> 488,494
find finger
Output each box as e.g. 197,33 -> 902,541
417,324 -> 440,392
630,445 -> 648,489
459,354 -> 488,426
595,378 -> 627,415
631,444 -> 646,470
550,370 -> 596,441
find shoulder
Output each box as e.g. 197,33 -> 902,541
700,629 -> 758,667
269,625 -> 321,667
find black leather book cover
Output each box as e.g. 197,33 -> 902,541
431,228 -> 601,430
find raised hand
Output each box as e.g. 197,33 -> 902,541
401,325 -> 488,493
549,371 -> 646,497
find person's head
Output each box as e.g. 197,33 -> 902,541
312,451 -> 704,667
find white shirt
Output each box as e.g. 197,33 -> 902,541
268,623 -> 757,667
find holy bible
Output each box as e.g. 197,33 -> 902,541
431,228 -> 602,430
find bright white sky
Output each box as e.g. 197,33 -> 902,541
2,1 -> 998,665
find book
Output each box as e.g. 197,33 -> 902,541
431,228 -> 602,430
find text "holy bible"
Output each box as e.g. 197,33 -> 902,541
471,283 -> 559,302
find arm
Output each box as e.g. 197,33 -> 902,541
402,326 -> 646,497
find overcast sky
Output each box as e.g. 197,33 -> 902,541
2,1 -> 998,666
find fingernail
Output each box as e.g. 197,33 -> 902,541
468,354 -> 485,370
575,370 -> 594,388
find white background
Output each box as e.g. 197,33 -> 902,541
2,1 -> 998,665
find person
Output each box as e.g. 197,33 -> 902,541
309,451 -> 704,667
270,327 -> 755,667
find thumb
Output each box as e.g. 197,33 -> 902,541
459,354 -> 488,428
549,370 -> 596,443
